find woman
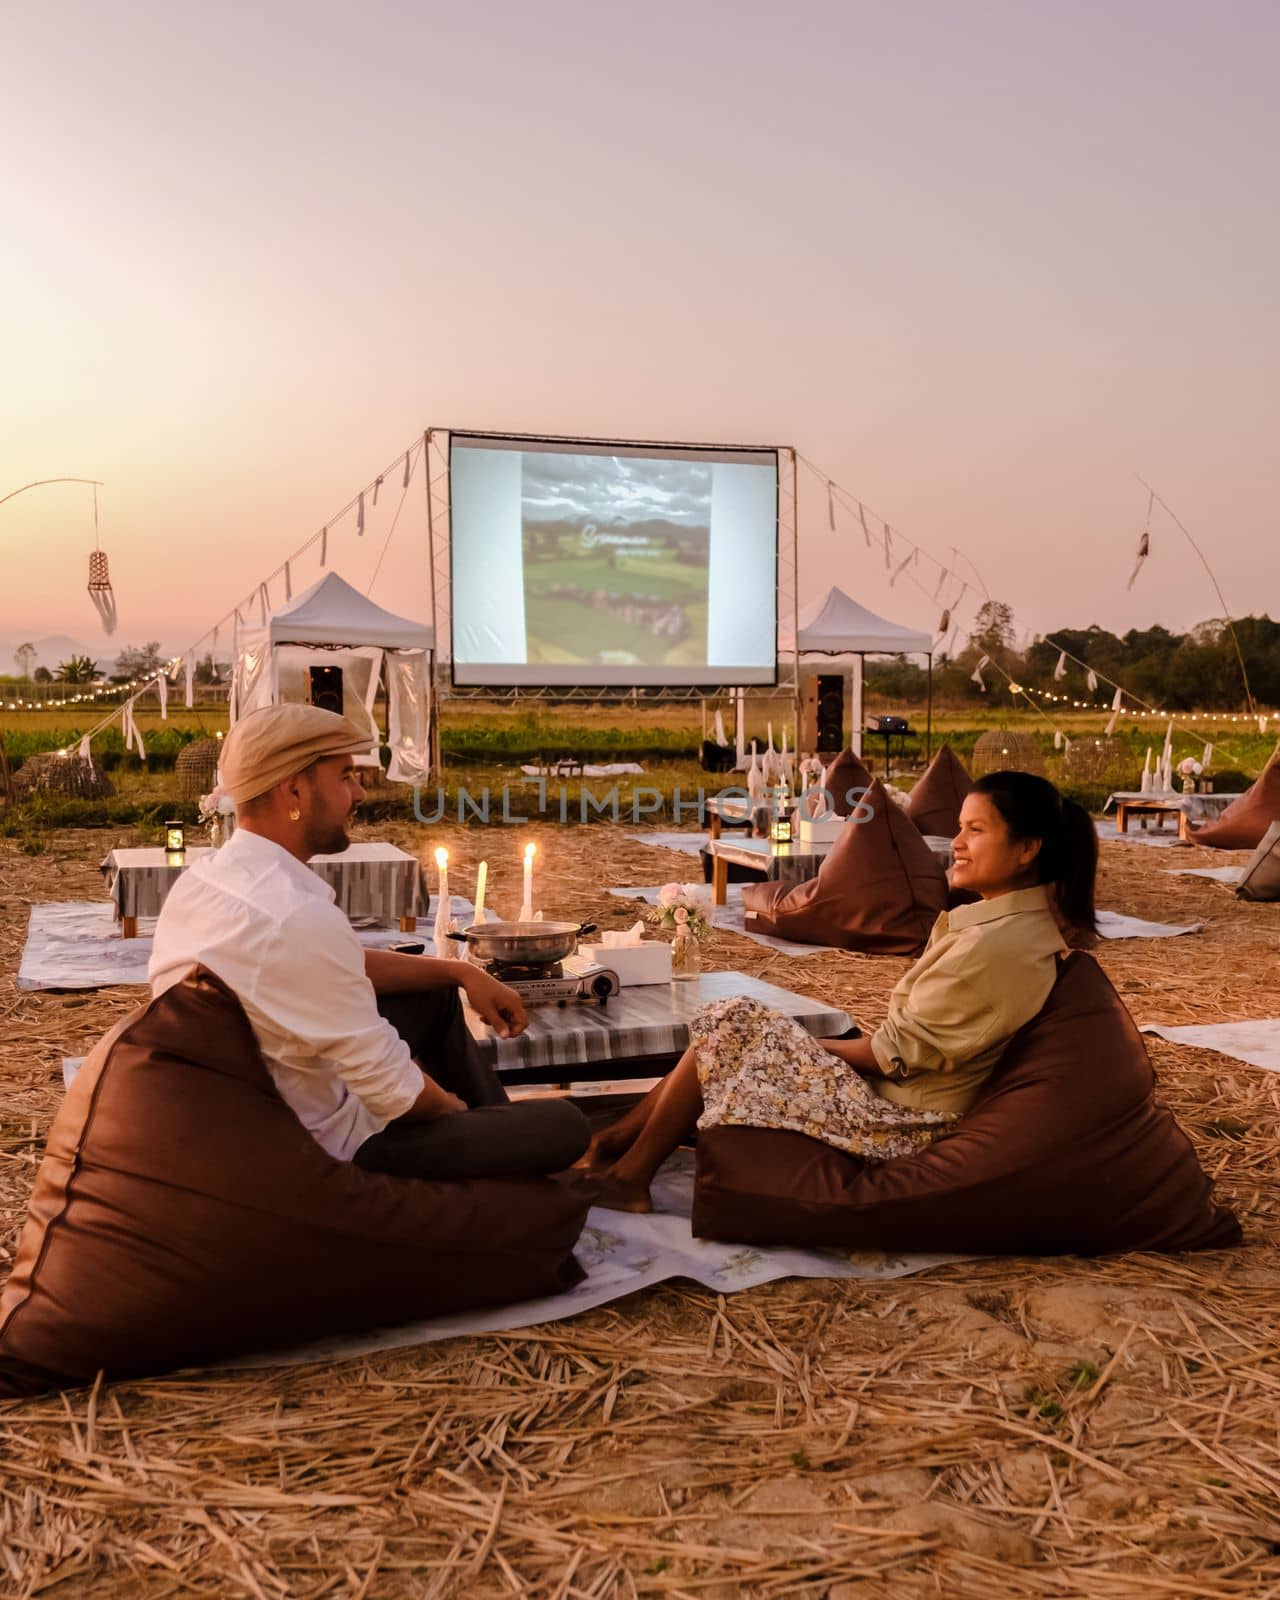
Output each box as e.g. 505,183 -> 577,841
584,771 -> 1098,1213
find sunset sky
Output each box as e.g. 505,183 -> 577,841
2,0 -> 1276,659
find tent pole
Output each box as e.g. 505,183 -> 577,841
851,655 -> 864,758
926,653 -> 933,761
423,428 -> 441,778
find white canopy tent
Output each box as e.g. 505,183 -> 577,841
796,587 -> 934,758
231,572 -> 434,782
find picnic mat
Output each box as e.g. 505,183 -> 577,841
610,887 -> 1200,949
1164,864 -> 1247,886
623,831 -> 709,857
1141,1019 -> 1280,1075
1093,819 -> 1184,848
214,1150 -> 959,1371
18,900 -> 475,991
608,884 -> 824,956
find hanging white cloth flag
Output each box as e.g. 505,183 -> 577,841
827,481 -> 836,531
320,525 -> 328,566
934,565 -> 948,598
1126,529 -> 1150,590
858,503 -> 872,548
936,607 -> 951,637
402,450 -> 412,488
1086,669 -> 1098,693
1054,729 -> 1062,750
1054,651 -> 1067,681
258,583 -> 270,625
372,475 -> 383,507
713,710 -> 728,746
357,491 -> 365,537
78,735 -> 93,767
156,672 -> 168,721
883,525 -> 892,570
1105,688 -> 1122,735
184,654 -> 195,708
284,560 -> 292,600
890,548 -> 913,586
971,654 -> 991,692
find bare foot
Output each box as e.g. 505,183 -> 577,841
589,1170 -> 654,1214
575,1122 -> 641,1173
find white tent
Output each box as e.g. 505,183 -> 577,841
797,586 -> 934,758
232,572 -> 434,782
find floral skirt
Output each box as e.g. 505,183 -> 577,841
692,995 -> 954,1161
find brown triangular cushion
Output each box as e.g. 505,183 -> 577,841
741,779 -> 948,954
905,744 -> 972,838
1237,820 -> 1280,902
692,952 -> 1240,1256
821,748 -> 874,816
1191,757 -> 1280,850
0,968 -> 589,1395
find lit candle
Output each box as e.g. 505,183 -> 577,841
433,847 -> 452,959
520,841 -> 536,922
474,860 -> 488,924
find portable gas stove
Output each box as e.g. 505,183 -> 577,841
485,954 -> 621,1007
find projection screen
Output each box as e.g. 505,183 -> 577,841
449,433 -> 779,686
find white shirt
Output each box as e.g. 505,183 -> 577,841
149,829 -> 423,1160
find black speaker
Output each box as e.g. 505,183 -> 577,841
815,674 -> 844,753
308,665 -> 344,715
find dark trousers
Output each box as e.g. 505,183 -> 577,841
353,988 -> 589,1180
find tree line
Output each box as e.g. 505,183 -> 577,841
864,605 -> 1278,710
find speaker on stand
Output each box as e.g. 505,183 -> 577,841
308,665 -> 345,715
814,674 -> 844,753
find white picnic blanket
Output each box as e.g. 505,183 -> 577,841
1164,865 -> 1246,886
522,763 -> 645,777
1141,1020 -> 1280,1075
1094,819 -> 1183,848
1094,910 -> 1202,940
623,831 -> 709,857
18,901 -> 471,991
608,884 -> 824,956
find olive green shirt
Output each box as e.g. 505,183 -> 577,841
870,885 -> 1067,1116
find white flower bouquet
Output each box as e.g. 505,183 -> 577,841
646,882 -> 713,942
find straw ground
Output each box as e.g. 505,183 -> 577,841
1,819 -> 1278,1598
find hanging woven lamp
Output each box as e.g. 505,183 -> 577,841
86,484 -> 118,634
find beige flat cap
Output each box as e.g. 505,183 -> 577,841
219,704 -> 371,806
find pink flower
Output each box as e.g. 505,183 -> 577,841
673,906 -> 689,924
657,882 -> 686,908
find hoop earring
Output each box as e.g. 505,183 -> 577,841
289,808 -> 301,822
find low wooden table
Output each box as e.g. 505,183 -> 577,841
1114,799 -> 1189,839
704,794 -> 769,841
101,842 -> 429,937
465,969 -> 854,1086
708,833 -> 955,905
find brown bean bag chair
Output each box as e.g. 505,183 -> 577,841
821,748 -> 874,816
1190,757 -> 1280,850
741,779 -> 948,954
1237,820 -> 1280,902
906,744 -> 972,838
0,968 -> 589,1396
692,952 -> 1240,1256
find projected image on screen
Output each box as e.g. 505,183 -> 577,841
450,434 -> 778,687
521,453 -> 711,669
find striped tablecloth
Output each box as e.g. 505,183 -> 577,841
467,969 -> 853,1081
101,842 -> 429,924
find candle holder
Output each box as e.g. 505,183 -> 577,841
164,819 -> 185,866
770,810 -> 794,845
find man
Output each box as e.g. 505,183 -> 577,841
149,703 -> 588,1179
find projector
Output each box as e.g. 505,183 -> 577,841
867,715 -> 911,735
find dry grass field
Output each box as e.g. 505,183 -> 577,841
1,816 -> 1278,1598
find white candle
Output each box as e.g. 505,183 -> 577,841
474,860 -> 488,924
520,841 -> 536,922
433,847 -> 452,959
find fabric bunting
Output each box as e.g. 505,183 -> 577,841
890,549 -> 914,586
1127,529 -> 1149,590
357,491 -> 365,537
1054,651 -> 1067,681
78,735 -> 93,766
1105,688 -> 1122,736
858,503 -> 872,548
827,481 -> 836,531
971,654 -> 990,692
883,526 -> 892,570
402,451 -> 412,488
1087,669 -> 1098,693
258,583 -> 270,625
373,475 -> 383,507
1203,743 -> 1213,769
156,673 -> 168,722
184,655 -> 194,709
320,525 -> 328,566
284,560 -> 292,600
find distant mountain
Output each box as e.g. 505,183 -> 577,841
0,632 -> 183,674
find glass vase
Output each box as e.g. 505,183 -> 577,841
671,929 -> 702,981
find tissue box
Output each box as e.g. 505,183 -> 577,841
578,941 -> 673,986
798,815 -> 847,845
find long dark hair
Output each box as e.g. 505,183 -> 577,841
972,771 -> 1097,936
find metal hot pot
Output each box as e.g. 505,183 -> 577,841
445,920 -> 596,967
